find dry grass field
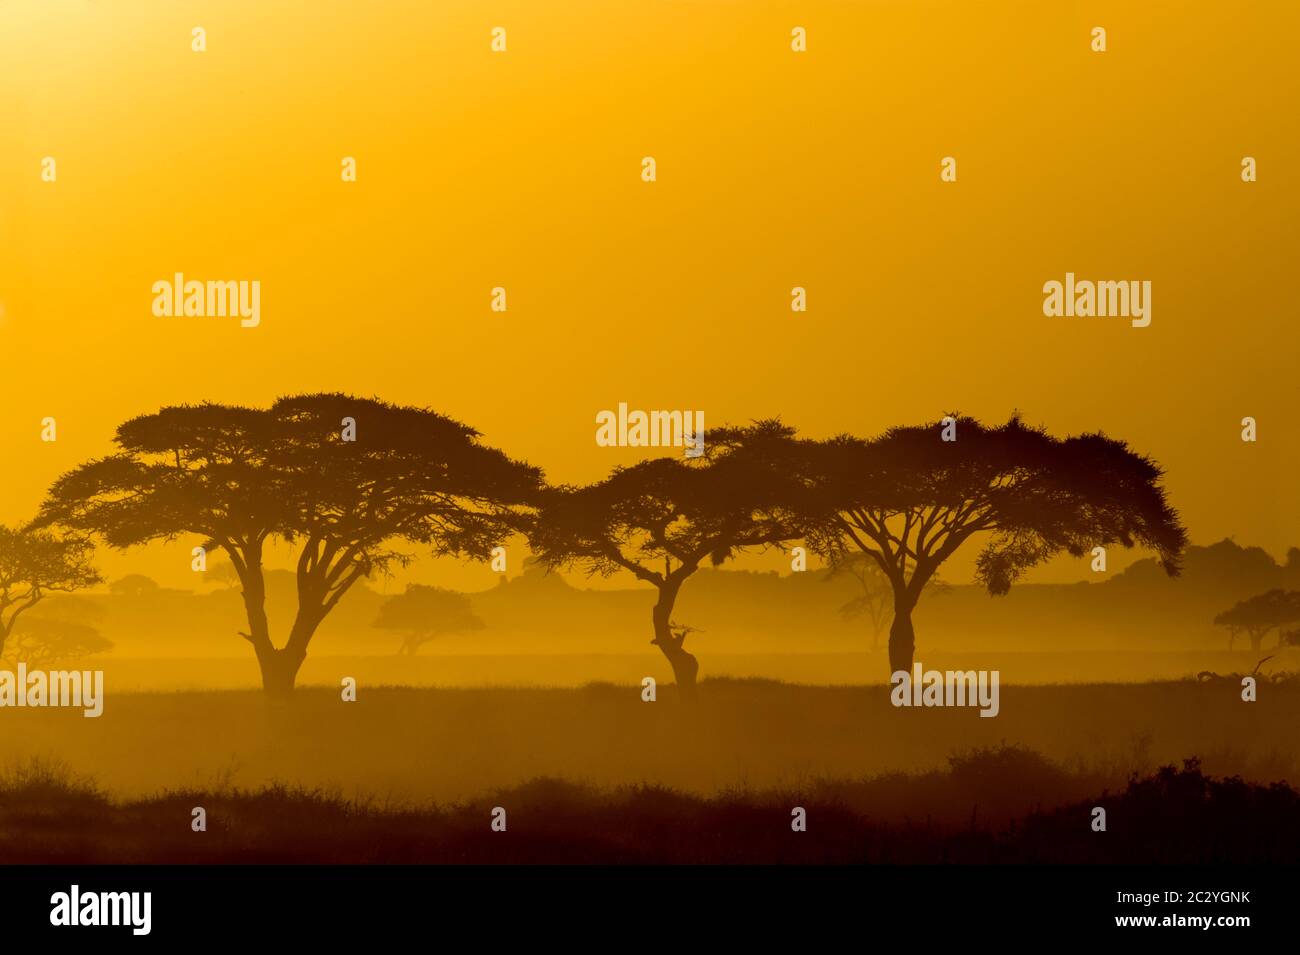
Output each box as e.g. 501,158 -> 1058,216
2,678 -> 1295,800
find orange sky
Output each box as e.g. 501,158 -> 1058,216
2,0 -> 1297,592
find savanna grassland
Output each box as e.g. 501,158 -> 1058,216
2,677 -> 1297,863
5,679 -> 1298,802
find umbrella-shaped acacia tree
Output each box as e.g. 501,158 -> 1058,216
37,394 -> 541,697
0,524 -> 101,659
527,422 -> 805,698
374,584 -> 485,655
732,414 -> 1188,676
1214,589 -> 1300,653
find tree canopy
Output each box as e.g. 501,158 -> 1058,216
1214,588 -> 1300,651
37,394 -> 542,695
719,414 -> 1188,673
0,524 -> 101,658
528,422 -> 805,694
374,584 -> 485,655
2,617 -> 113,667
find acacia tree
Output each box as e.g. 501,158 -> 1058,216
109,574 -> 161,597
528,423 -> 804,697
37,394 -> 541,698
749,414 -> 1187,675
1214,589 -> 1300,653
827,552 -> 948,652
202,561 -> 243,590
374,584 -> 484,655
0,524 -> 101,659
2,618 -> 113,667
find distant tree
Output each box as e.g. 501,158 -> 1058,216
739,414 -> 1187,676
528,423 -> 804,698
2,618 -> 113,667
374,584 -> 485,655
202,561 -> 243,590
1284,547 -> 1300,589
827,552 -> 948,652
0,524 -> 101,660
109,574 -> 161,597
37,395 -> 541,698
1214,589 -> 1300,653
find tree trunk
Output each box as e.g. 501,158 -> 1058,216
255,644 -> 307,700
236,565 -> 300,699
656,636 -> 699,698
240,597 -> 317,700
0,596 -> 40,661
260,609 -> 323,700
650,581 -> 698,699
231,549 -> 318,700
888,598 -> 916,676
1250,631 -> 1263,654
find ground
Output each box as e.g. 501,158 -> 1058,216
1,677 -> 1295,862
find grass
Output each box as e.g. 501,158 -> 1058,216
1,678 -> 1295,862
0,678 -> 1294,803
2,750 -> 1296,863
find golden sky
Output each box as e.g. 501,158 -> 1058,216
2,0 -> 1297,592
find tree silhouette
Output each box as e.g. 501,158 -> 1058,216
0,524 -> 101,659
527,423 -> 803,697
746,414 -> 1186,675
202,560 -> 243,590
36,395 -> 541,697
374,584 -> 485,655
1214,589 -> 1300,653
827,552 -> 949,652
2,617 -> 112,668
109,574 -> 161,597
